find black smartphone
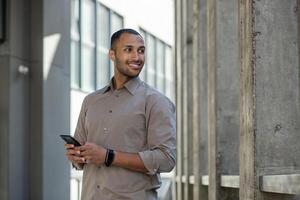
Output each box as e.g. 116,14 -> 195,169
60,135 -> 81,146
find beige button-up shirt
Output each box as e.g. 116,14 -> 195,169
74,77 -> 176,200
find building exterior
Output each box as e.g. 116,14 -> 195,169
0,0 -> 174,200
0,0 -> 71,199
175,0 -> 300,200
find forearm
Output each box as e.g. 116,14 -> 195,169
112,151 -> 148,173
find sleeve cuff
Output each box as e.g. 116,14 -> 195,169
139,151 -> 159,175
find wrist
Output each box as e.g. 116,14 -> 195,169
105,149 -> 115,167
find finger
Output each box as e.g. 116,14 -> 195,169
66,155 -> 79,163
83,155 -> 93,164
79,142 -> 93,150
66,149 -> 81,156
80,149 -> 92,157
78,145 -> 88,152
65,144 -> 74,149
72,155 -> 86,163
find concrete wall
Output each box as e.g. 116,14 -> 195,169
175,0 -> 300,200
0,0 -> 71,199
215,0 -> 240,199
254,0 -> 300,199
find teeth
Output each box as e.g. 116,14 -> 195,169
129,63 -> 140,68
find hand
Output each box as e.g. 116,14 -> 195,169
79,142 -> 106,166
65,144 -> 85,165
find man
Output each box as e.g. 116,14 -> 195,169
65,28 -> 176,200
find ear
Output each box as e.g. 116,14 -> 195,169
109,49 -> 115,61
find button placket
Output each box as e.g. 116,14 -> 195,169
103,127 -> 109,134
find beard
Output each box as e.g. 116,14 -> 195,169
114,58 -> 144,79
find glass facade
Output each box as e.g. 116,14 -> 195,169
71,1 -> 174,100
71,0 -> 124,92
140,29 -> 175,101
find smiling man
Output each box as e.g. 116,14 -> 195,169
64,29 -> 176,200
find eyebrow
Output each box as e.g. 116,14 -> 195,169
123,45 -> 145,49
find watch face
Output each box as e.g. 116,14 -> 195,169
105,149 -> 115,167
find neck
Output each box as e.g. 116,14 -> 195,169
113,75 -> 133,90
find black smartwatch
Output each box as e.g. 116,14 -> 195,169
105,149 -> 115,167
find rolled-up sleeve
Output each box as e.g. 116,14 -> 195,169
139,94 -> 176,175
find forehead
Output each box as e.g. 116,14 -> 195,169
117,33 -> 145,47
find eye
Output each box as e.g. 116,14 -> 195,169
138,48 -> 145,54
124,47 -> 132,52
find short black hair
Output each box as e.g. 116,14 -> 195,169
110,28 -> 142,50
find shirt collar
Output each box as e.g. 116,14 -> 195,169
124,77 -> 142,95
102,77 -> 142,95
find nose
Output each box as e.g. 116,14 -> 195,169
131,50 -> 139,60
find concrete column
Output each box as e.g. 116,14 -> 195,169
239,0 -> 300,199
207,0 -> 219,199
175,0 -> 195,199
183,0 -> 194,199
29,0 -> 71,199
192,0 -> 209,199
215,0 -> 240,199
208,0 -> 240,199
175,0 -> 184,199
198,0 -> 209,199
0,0 -> 70,199
0,0 -> 31,199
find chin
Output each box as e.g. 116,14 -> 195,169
127,72 -> 140,78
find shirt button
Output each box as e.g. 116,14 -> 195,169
97,185 -> 100,189
104,128 -> 109,134
109,110 -> 112,113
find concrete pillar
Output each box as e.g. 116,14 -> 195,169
192,0 -> 209,199
175,0 -> 195,199
207,0 -> 218,198
198,0 -> 209,199
215,0 -> 240,199
175,0 -> 184,199
183,0 -> 194,199
30,0 -> 71,199
0,0 -> 71,199
239,0 -> 300,199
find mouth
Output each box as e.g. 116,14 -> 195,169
128,62 -> 142,70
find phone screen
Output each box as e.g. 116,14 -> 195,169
60,135 -> 81,146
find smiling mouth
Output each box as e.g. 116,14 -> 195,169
128,62 -> 142,70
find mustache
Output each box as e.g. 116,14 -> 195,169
126,60 -> 143,65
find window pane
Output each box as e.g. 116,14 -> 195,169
165,46 -> 174,101
146,35 -> 156,87
110,12 -> 123,77
81,0 -> 95,43
97,4 -> 110,48
71,40 -> 80,88
97,51 -> 110,89
81,45 -> 95,91
138,30 -> 146,81
156,40 -> 165,93
71,0 -> 80,37
111,12 -> 123,34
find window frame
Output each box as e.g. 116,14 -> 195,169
70,0 -> 124,92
